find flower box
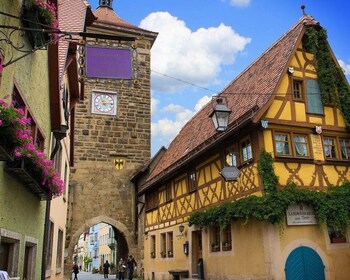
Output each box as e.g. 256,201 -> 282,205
5,159 -> 52,200
0,137 -> 14,161
22,6 -> 51,48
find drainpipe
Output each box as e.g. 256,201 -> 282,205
41,199 -> 51,280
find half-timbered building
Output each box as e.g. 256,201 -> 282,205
135,12 -> 350,280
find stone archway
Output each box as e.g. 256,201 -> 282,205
64,215 -> 137,279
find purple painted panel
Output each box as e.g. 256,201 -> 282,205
86,46 -> 132,79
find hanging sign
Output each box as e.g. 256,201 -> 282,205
286,203 -> 317,225
86,46 -> 132,79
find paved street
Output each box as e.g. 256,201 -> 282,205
72,271 -> 118,280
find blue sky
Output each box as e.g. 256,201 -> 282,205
89,0 -> 350,156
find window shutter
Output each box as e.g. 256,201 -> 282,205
306,79 -> 323,114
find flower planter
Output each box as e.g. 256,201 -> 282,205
331,237 -> 347,243
4,159 -> 52,200
0,137 -> 14,161
22,6 -> 51,48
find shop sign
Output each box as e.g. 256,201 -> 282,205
286,203 -> 317,225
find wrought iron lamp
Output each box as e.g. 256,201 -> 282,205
209,97 -> 231,132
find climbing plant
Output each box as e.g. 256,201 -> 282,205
302,27 -> 350,126
257,150 -> 278,195
189,150 -> 350,233
188,182 -> 350,233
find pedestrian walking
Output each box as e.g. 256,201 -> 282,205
72,262 -> 79,280
103,260 -> 110,278
126,255 -> 137,280
118,257 -> 126,280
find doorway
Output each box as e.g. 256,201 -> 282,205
285,246 -> 325,280
191,231 -> 202,278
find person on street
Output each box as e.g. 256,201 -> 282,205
126,255 -> 137,280
118,257 -> 126,280
72,262 -> 79,280
103,260 -> 110,278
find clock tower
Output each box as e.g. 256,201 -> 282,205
65,2 -> 157,274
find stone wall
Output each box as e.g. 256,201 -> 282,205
64,36 -> 153,279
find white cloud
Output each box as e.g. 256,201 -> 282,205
229,0 -> 251,7
338,59 -> 350,75
140,12 -> 251,92
151,96 -> 214,151
194,95 -> 212,112
151,97 -> 159,116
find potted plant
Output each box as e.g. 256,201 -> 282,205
150,252 -> 155,259
0,98 -> 31,160
0,98 -> 64,199
222,241 -> 232,251
160,251 -> 166,258
22,0 -> 59,48
168,250 -> 173,257
211,243 -> 220,252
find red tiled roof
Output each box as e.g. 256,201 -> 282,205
142,15 -> 319,191
58,0 -> 90,81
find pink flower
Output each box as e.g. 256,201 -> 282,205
0,120 -> 2,126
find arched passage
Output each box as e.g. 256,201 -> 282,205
285,246 -> 325,280
64,216 -> 137,279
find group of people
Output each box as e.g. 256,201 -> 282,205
72,255 -> 137,280
117,255 -> 137,280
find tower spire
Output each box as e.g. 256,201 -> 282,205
98,0 -> 113,9
301,4 -> 306,15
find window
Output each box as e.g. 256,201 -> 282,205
210,225 -> 221,252
56,229 -> 63,269
222,226 -> 232,251
188,171 -> 197,192
160,233 -> 166,258
23,241 -> 37,280
0,231 -> 20,277
293,80 -> 303,100
165,182 -> 172,202
45,221 -> 54,273
150,235 -> 156,258
328,227 -> 347,244
323,137 -> 337,159
340,139 -> 350,160
293,134 -> 309,157
226,148 -> 238,167
275,133 -> 291,156
13,85 -> 45,150
274,132 -> 310,158
241,138 -> 252,162
306,79 -> 323,115
145,191 -> 158,211
167,232 -> 173,258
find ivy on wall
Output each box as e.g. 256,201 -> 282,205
302,27 -> 350,126
257,150 -> 278,195
188,150 -> 350,233
188,182 -> 350,233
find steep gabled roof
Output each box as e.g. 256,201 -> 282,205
139,15 -> 319,193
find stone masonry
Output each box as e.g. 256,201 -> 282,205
64,19 -> 157,278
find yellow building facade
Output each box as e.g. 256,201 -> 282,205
136,14 -> 350,280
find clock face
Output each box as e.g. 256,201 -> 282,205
92,92 -> 117,115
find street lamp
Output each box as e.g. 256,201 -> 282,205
209,97 -> 231,132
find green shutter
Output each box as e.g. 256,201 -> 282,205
306,79 -> 324,114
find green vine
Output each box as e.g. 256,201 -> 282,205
257,150 -> 278,195
302,27 -> 350,126
188,182 -> 350,233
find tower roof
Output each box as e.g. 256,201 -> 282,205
93,6 -> 157,39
